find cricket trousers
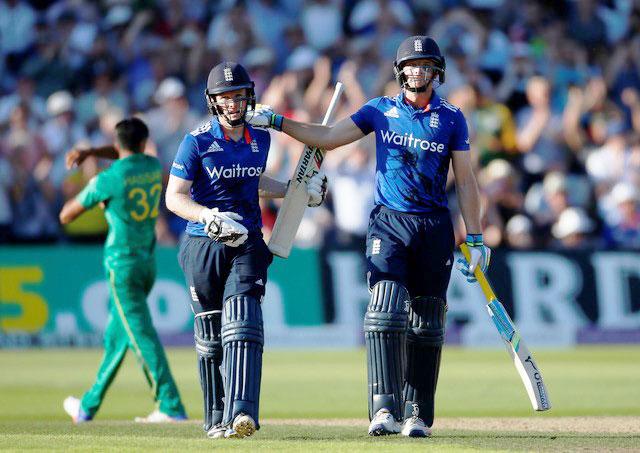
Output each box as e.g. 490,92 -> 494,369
80,260 -> 185,418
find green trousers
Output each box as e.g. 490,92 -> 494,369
80,261 -> 186,418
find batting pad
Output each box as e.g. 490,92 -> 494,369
403,296 -> 446,426
364,280 -> 410,420
221,295 -> 264,426
194,311 -> 224,431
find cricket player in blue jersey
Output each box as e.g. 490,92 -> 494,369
165,62 -> 327,440
250,36 -> 491,437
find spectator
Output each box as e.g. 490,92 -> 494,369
516,76 -> 567,178
470,85 -> 518,166
143,77 -> 201,170
0,76 -> 46,125
602,182 -> 640,249
0,152 -> 12,241
42,91 -> 87,158
551,207 -> 597,250
0,1 -> 636,250
0,0 -> 36,77
504,214 -> 535,249
325,140 -> 375,247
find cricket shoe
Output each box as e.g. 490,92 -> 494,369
368,409 -> 400,436
134,409 -> 188,423
401,416 -> 431,438
207,424 -> 227,439
63,396 -> 92,424
225,413 -> 256,438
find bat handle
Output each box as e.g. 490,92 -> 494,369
320,82 -> 344,126
459,243 -> 497,302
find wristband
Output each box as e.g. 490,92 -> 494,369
270,113 -> 284,131
465,233 -> 483,247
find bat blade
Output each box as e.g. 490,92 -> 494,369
460,243 -> 551,411
268,82 -> 343,258
488,299 -> 552,411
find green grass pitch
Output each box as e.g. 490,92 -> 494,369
1,346 -> 639,451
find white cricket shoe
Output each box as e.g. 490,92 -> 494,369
207,424 -> 227,439
134,409 -> 187,423
368,409 -> 400,436
225,413 -> 256,438
63,396 -> 92,424
401,416 -> 431,438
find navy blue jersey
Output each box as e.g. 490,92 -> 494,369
170,118 -> 270,236
351,92 -> 470,213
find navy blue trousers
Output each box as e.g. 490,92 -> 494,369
179,232 -> 273,314
366,206 -> 455,300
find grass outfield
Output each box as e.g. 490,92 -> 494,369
1,346 -> 639,451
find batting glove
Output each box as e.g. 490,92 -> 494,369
247,104 -> 284,131
307,172 -> 328,207
456,234 -> 492,283
199,208 -> 248,247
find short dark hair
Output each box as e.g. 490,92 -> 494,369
115,117 -> 149,153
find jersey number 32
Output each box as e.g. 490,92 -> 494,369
128,184 -> 162,221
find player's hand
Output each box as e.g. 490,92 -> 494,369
456,234 -> 492,283
307,172 -> 328,207
199,208 -> 248,247
65,147 -> 89,169
248,104 -> 283,131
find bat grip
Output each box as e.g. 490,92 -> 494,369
459,243 -> 497,302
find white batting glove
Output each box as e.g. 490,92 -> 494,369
456,234 -> 492,283
307,172 -> 328,207
199,208 -> 248,247
247,104 -> 284,130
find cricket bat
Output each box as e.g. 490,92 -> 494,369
268,82 -> 344,258
460,243 -> 551,411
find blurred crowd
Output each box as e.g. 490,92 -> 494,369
1,0 -> 639,250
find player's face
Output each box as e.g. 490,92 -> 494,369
215,88 -> 249,122
402,58 -> 438,89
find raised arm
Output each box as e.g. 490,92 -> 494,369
281,115 -> 365,150
65,145 -> 118,169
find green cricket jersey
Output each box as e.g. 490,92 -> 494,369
76,154 -> 162,265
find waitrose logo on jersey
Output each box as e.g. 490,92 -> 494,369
205,164 -> 263,180
380,130 -> 445,153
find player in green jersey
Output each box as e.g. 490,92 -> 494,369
59,117 -> 186,424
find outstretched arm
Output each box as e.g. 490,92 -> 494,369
281,115 -> 365,150
251,107 -> 365,150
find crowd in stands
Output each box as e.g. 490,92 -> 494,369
0,0 -> 639,250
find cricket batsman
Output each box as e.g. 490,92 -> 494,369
59,118 -> 187,423
165,62 -> 327,439
249,36 -> 491,437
